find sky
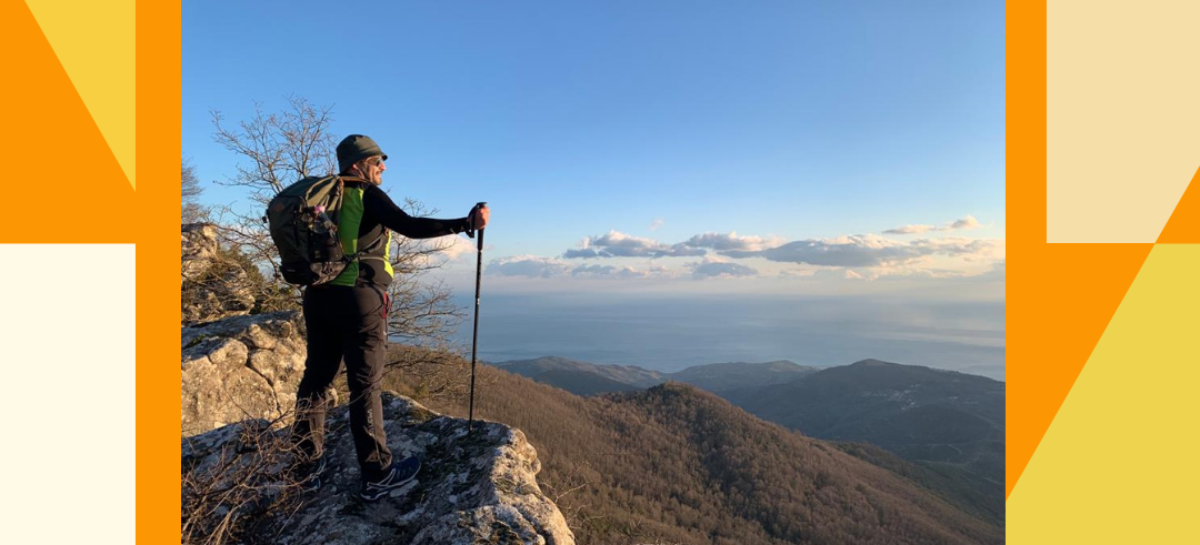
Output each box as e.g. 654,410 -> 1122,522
184,2 -> 1006,375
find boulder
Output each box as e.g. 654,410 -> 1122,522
181,392 -> 575,545
182,311 -> 308,435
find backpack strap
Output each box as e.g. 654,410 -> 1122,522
350,231 -> 387,263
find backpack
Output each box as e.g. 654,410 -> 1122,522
265,175 -> 378,286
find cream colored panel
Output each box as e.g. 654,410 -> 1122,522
1048,1 -> 1200,243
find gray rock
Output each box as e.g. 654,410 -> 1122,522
182,392 -> 575,545
181,223 -> 256,324
181,223 -> 220,284
181,311 -> 310,435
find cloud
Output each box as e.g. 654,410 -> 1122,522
634,265 -> 673,278
910,237 -> 1003,260
970,260 -> 1006,281
682,231 -> 786,252
563,230 -> 787,259
649,218 -> 665,231
564,230 -> 706,259
949,216 -> 982,230
884,215 -> 983,235
436,235 -> 477,261
868,259 -> 1007,282
572,264 -> 674,279
391,235 -> 476,269
778,268 -> 817,278
724,234 -> 1000,268
686,257 -> 758,279
545,225 -> 1002,282
571,264 -> 617,277
486,255 -> 570,278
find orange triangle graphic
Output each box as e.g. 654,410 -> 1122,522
0,0 -> 134,243
1007,242 -> 1151,498
1155,165 -> 1200,243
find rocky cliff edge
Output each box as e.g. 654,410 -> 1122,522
182,391 -> 575,545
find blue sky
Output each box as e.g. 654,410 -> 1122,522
184,1 -> 1006,363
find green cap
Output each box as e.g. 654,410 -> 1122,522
336,134 -> 388,173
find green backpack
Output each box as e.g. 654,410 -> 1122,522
265,175 -> 379,286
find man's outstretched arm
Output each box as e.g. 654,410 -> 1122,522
363,185 -> 473,239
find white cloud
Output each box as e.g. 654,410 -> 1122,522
571,264 -> 617,277
542,224 -> 1003,284
486,255 -> 570,278
564,230 -> 706,259
950,216 -> 982,230
778,268 -> 817,278
391,235 -> 477,269
437,235 -> 477,261
683,231 -> 786,252
884,215 -> 983,235
724,234 -> 1001,268
686,256 -> 758,279
649,218 -> 665,231
572,263 -> 675,279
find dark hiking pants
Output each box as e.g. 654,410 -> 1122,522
291,283 -> 393,481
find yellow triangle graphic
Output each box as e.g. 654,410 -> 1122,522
1008,244 -> 1200,542
25,0 -> 136,190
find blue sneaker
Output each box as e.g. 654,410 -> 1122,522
360,456 -> 421,501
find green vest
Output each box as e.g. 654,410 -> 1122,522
329,185 -> 394,286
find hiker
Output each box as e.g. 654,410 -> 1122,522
290,134 -> 489,501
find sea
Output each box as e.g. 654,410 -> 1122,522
441,292 -> 1006,381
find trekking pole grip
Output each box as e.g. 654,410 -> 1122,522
467,202 -> 487,239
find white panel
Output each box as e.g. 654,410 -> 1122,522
0,244 -> 135,541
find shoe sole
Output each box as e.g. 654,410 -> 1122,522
359,461 -> 421,501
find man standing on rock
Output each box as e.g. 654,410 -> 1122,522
291,134 -> 489,501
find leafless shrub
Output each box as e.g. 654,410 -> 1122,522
181,417 -> 311,545
542,461 -> 605,536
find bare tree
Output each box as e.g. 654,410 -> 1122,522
183,158 -> 207,223
205,96 -> 340,313
211,96 -> 338,201
183,158 -> 203,199
387,197 -> 469,342
207,205 -> 302,314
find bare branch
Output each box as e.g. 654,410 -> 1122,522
210,97 -> 338,199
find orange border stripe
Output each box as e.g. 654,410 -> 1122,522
137,0 -> 179,541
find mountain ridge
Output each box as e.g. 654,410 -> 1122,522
492,355 -> 822,395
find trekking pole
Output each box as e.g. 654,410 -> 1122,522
468,202 -> 486,434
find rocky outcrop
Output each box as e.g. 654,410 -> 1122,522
182,311 -> 309,436
182,392 -> 575,545
182,223 -> 255,324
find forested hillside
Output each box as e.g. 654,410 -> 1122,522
385,360 -> 1004,545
